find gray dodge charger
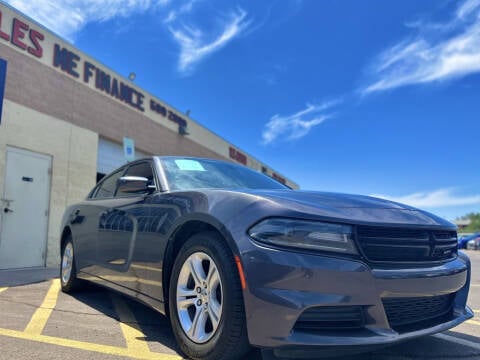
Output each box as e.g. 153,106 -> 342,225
60,156 -> 473,360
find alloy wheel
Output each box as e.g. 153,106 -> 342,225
61,242 -> 74,285
176,252 -> 223,344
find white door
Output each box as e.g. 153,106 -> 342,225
0,147 -> 51,269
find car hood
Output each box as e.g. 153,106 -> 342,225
248,189 -> 410,209
233,189 -> 455,228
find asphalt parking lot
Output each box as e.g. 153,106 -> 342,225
0,251 -> 479,360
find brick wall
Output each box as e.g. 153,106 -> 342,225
1,43 -> 229,161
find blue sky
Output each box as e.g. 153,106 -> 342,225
6,0 -> 480,220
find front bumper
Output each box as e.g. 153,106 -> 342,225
240,241 -> 472,349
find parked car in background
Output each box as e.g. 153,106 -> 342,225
59,156 -> 473,360
466,235 -> 480,250
458,232 -> 480,249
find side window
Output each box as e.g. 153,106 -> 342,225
88,183 -> 102,199
116,162 -> 155,197
124,162 -> 155,181
94,170 -> 124,199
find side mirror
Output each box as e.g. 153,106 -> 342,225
117,176 -> 155,194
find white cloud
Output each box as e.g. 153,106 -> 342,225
4,0 -> 169,42
457,0 -> 480,18
372,188 -> 480,208
261,100 -> 340,145
363,0 -> 480,94
168,8 -> 251,73
6,0 -> 248,73
165,3 -> 258,74
164,0 -> 200,24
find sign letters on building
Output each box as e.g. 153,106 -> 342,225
0,8 -> 188,131
0,58 -> 6,125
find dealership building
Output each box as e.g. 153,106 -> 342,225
0,3 -> 297,270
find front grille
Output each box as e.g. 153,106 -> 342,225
383,294 -> 455,332
293,306 -> 365,332
356,226 -> 457,263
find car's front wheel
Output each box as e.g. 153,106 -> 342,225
169,232 -> 250,360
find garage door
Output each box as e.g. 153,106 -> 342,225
97,138 -> 149,175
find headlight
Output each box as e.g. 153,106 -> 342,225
248,218 -> 357,254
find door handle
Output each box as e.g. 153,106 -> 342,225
4,207 -> 13,213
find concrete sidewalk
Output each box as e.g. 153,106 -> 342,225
0,267 -> 58,287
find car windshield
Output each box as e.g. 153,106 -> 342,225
160,157 -> 289,191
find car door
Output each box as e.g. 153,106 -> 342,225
95,161 -> 161,295
77,167 -> 126,275
70,168 -> 125,274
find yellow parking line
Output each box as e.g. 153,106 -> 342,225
0,327 -> 180,360
111,295 -> 150,354
24,279 -> 61,334
0,287 -> 8,293
466,319 -> 480,326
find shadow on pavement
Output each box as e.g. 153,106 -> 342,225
70,282 -> 180,354
445,329 -> 480,344
338,333 -> 480,360
262,333 -> 480,360
69,282 -> 263,359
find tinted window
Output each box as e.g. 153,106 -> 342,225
116,162 -> 156,197
94,170 -> 124,199
161,158 -> 289,191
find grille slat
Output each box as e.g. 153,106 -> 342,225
434,237 -> 457,243
357,226 -> 457,263
383,294 -> 455,332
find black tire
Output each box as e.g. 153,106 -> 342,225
169,231 -> 250,360
60,236 -> 83,293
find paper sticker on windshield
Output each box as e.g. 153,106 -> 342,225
175,159 -> 206,171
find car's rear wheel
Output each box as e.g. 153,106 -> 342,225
169,232 -> 250,360
60,236 -> 83,293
